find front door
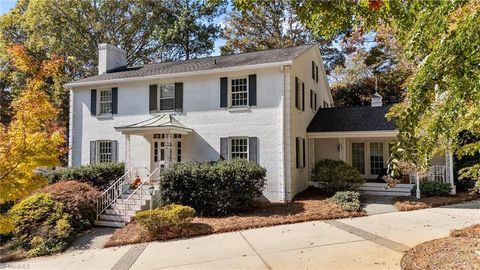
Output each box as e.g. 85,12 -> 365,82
152,133 -> 182,179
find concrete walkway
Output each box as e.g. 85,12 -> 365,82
4,201 -> 480,270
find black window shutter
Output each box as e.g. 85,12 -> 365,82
112,87 -> 118,114
220,77 -> 228,108
111,140 -> 118,162
248,74 -> 257,106
174,82 -> 183,111
295,137 -> 299,168
90,141 -> 96,164
220,137 -> 228,160
90,89 -> 97,116
302,138 -> 306,168
295,77 -> 299,109
312,61 -> 315,80
316,66 -> 319,82
310,90 -> 313,109
149,84 -> 157,112
302,83 -> 305,111
315,93 -> 318,110
248,137 -> 258,163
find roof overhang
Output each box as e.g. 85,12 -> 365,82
115,126 -> 192,135
307,130 -> 398,139
114,114 -> 192,135
64,60 -> 293,88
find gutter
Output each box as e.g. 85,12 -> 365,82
64,60 -> 293,88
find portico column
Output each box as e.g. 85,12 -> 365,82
445,151 -> 456,195
124,134 -> 131,170
339,138 -> 346,162
165,133 -> 172,167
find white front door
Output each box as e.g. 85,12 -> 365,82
151,134 -> 182,179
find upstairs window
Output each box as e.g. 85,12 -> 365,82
230,137 -> 248,159
312,61 -> 319,83
99,89 -> 112,115
230,77 -> 248,107
158,84 -> 175,111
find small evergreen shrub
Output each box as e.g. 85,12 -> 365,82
412,181 -> 452,197
330,191 -> 362,211
9,193 -> 74,257
46,162 -> 125,190
311,159 -> 365,195
159,159 -> 266,216
135,204 -> 195,237
41,181 -> 101,231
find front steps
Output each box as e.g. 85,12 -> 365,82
94,185 -> 159,228
359,183 -> 413,196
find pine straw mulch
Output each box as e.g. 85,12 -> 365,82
401,224 -> 480,270
394,192 -> 480,211
0,244 -> 27,263
105,187 -> 366,247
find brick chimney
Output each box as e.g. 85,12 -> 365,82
98,43 -> 127,75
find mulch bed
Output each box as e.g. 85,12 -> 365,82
394,192 -> 480,211
401,224 -> 480,270
0,245 -> 27,263
105,187 -> 366,247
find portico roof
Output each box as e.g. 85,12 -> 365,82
114,114 -> 192,134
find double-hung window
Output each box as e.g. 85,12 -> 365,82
370,142 -> 384,175
158,84 -> 175,111
230,137 -> 248,159
230,78 -> 248,107
99,89 -> 112,115
97,141 -> 112,163
351,143 -> 365,174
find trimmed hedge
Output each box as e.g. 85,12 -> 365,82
311,159 -> 365,195
46,163 -> 125,190
330,191 -> 361,211
135,204 -> 195,237
41,181 -> 101,231
159,159 -> 266,216
412,181 -> 452,197
9,194 -> 74,257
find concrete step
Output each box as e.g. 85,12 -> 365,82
361,190 -> 411,196
119,193 -> 152,200
94,220 -> 125,228
115,197 -> 150,204
99,213 -> 127,222
359,186 -> 413,193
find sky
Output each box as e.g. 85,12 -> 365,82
0,0 -> 16,15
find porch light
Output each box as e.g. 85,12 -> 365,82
149,185 -> 155,196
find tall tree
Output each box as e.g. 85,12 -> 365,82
223,0 -> 345,75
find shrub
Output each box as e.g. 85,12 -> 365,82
311,159 -> 365,195
46,162 -> 125,190
135,204 -> 195,237
9,194 -> 74,257
159,159 -> 266,216
41,181 -> 101,231
412,181 -> 452,197
330,191 -> 362,211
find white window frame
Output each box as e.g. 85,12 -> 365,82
98,89 -> 112,117
96,140 -> 112,163
229,77 -> 249,108
229,137 -> 249,160
157,84 -> 175,112
349,140 -> 389,179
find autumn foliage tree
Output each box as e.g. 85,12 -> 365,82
0,45 -> 65,233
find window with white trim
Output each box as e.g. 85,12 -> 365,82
351,143 -> 365,174
230,137 -> 248,159
158,84 -> 175,111
97,141 -> 112,163
230,78 -> 248,107
370,142 -> 384,175
99,89 -> 112,115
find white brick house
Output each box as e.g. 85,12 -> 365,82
66,44 -> 332,203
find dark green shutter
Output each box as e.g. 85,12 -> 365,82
315,66 -> 319,82
248,74 -> 257,106
90,89 -> 97,116
302,138 -> 306,168
112,87 -> 118,114
174,82 -> 183,111
302,82 -> 305,111
220,77 -> 228,108
149,84 -> 157,113
295,77 -> 298,109
249,137 -> 258,163
220,137 -> 228,160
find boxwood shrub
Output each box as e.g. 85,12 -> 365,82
311,159 -> 365,195
9,193 -> 74,257
330,191 -> 361,211
135,204 -> 195,237
159,159 -> 266,216
412,181 -> 452,197
46,162 -> 125,190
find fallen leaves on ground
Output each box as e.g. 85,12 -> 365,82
394,192 -> 480,211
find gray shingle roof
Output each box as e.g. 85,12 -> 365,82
307,106 -> 396,132
69,45 -> 314,85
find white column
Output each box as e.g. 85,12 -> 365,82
165,133 -> 172,167
416,172 -> 421,199
445,151 -> 456,195
125,134 -> 130,170
339,138 -> 346,162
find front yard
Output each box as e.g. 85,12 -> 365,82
394,192 -> 480,211
105,187 -> 366,247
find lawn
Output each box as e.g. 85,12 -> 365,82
394,192 -> 480,211
105,187 -> 366,247
401,224 -> 480,270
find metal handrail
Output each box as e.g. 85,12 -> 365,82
96,166 -> 146,219
123,167 -> 158,224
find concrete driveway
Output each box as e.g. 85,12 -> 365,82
3,201 -> 480,270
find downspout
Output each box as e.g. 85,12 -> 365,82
282,65 -> 292,202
